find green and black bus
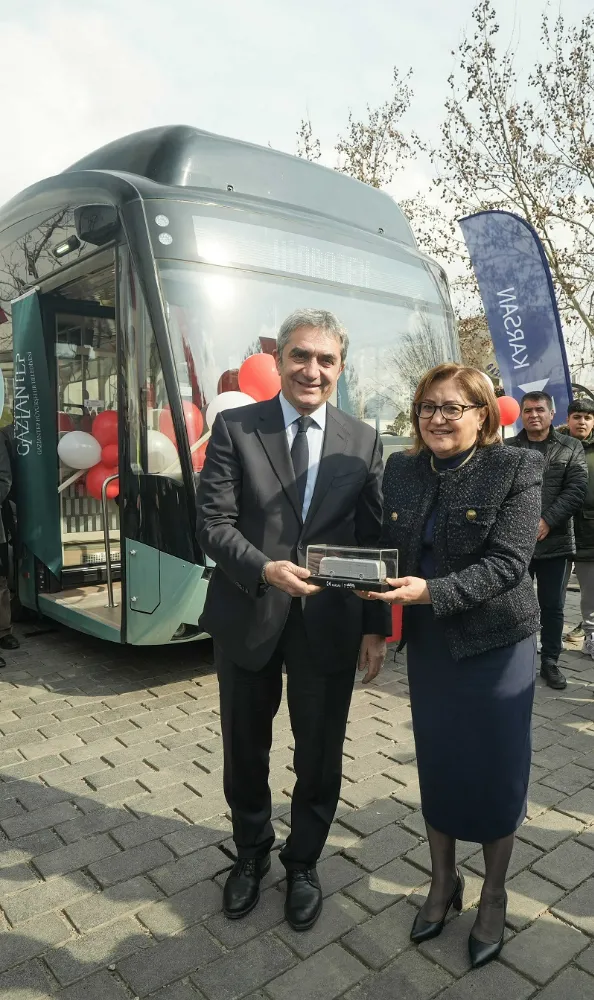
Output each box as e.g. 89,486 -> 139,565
0,125 -> 458,645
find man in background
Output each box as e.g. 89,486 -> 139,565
560,399 -> 594,660
0,425 -> 19,666
510,391 -> 587,689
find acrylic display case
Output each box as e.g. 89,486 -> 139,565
306,545 -> 398,592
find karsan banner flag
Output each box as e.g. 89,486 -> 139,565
459,210 -> 573,426
12,289 -> 62,577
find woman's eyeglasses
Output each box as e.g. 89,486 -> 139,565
415,402 -> 485,421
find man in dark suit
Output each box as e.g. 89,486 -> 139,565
197,308 -> 389,931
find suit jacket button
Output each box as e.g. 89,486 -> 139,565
391,512 -> 398,521
466,509 -> 477,522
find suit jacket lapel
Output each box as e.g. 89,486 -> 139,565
255,396 -> 302,523
303,406 -> 348,530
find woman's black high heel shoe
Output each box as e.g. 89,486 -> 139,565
410,871 -> 465,944
468,891 -> 507,968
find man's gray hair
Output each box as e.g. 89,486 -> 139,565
277,309 -> 349,363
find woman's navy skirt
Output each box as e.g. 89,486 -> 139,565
406,605 -> 536,843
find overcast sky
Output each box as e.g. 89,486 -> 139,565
1,0 -> 593,221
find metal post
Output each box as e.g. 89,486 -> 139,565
101,475 -> 119,609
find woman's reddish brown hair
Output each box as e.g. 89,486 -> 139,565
410,362 -> 501,454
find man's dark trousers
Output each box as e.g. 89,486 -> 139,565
529,556 -> 568,662
216,599 -> 356,871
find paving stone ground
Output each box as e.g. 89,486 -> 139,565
0,591 -> 592,999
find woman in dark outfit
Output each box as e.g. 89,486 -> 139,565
364,363 -> 542,968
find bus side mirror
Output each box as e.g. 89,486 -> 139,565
74,205 -> 120,246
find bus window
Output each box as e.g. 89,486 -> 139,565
0,300 -> 14,428
0,361 -> 13,429
53,263 -> 119,574
158,260 -> 456,465
119,247 -> 186,480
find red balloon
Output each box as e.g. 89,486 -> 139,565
158,409 -> 175,444
497,395 -> 521,426
92,410 -> 118,447
58,412 -> 74,432
101,443 -> 119,466
159,401 -> 204,447
85,463 -> 119,501
217,369 -> 240,393
192,440 -> 209,472
106,476 -> 119,500
238,354 -> 280,402
80,413 -> 92,432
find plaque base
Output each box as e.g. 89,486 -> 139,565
310,576 -> 392,592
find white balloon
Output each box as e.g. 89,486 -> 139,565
206,391 -> 256,428
57,431 -> 101,470
479,370 -> 494,390
147,429 -> 179,474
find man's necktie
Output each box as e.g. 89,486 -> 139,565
291,415 -> 314,513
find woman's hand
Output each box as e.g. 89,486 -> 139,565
360,576 -> 432,605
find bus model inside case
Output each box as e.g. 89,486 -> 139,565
319,556 -> 386,581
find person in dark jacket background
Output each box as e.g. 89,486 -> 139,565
509,391 -> 587,690
365,364 -> 542,969
559,399 -> 594,662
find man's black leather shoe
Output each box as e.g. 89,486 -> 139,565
285,868 -> 322,931
223,855 -> 271,919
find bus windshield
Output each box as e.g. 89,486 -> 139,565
157,254 -> 457,463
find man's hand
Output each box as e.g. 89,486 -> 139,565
263,561 -> 322,597
358,634 -> 386,684
537,518 -> 550,542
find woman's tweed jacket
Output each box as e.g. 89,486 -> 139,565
381,444 -> 543,660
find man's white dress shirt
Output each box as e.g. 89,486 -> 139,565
278,392 -> 326,520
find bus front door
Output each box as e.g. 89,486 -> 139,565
23,266 -> 125,642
